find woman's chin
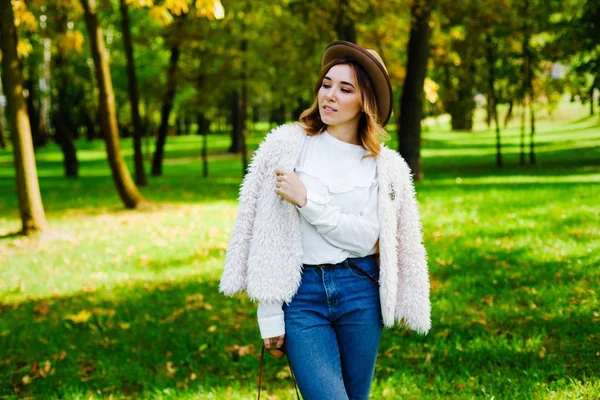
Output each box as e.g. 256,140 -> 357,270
320,112 -> 335,124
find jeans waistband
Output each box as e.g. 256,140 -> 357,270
303,254 -> 377,269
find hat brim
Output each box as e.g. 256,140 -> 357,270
321,41 -> 393,126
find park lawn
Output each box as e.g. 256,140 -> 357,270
0,106 -> 599,399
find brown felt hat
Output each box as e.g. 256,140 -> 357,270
321,41 -> 393,126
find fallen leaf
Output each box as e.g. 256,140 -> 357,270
225,344 -> 255,359
34,302 -> 50,316
166,361 -> 177,377
186,294 -> 204,303
65,310 -> 92,324
276,367 -> 291,379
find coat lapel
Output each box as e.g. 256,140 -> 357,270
376,146 -> 400,327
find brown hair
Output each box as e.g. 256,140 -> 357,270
298,57 -> 389,157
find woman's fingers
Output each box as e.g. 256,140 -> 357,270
263,335 -> 285,349
275,335 -> 285,349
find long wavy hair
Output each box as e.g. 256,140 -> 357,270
298,57 -> 389,157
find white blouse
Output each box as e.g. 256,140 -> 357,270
257,130 -> 380,339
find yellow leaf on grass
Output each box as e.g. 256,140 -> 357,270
166,361 -> 177,377
65,310 -> 92,324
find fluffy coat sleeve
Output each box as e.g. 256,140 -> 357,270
394,165 -> 431,334
219,138 -> 272,297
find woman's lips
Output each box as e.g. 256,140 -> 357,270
323,106 -> 337,113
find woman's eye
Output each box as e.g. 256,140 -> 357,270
321,84 -> 331,88
341,89 -> 350,93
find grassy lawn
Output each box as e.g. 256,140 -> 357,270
1,104 -> 599,399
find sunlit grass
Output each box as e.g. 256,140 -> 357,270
0,104 -> 599,399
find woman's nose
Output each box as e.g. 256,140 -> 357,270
325,88 -> 336,101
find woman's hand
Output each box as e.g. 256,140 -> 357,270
263,334 -> 285,349
275,169 -> 307,207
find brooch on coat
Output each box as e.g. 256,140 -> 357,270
388,183 -> 396,201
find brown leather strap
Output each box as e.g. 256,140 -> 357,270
258,345 -> 300,399
348,261 -> 379,286
258,345 -> 264,400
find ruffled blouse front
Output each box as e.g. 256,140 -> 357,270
295,130 -> 379,265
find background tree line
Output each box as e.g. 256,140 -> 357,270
0,0 -> 599,235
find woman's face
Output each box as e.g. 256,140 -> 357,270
318,64 -> 362,129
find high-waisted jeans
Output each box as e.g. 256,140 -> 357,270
283,254 -> 383,400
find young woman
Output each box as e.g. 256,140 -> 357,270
220,41 -> 431,400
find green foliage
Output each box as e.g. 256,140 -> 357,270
0,104 -> 599,399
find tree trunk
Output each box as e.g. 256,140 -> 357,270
590,78 -> 597,116
39,37 -> 52,142
448,59 -> 476,131
503,99 -> 513,128
229,90 -> 244,153
520,102 -> 526,165
529,100 -> 536,164
521,0 -> 536,165
176,116 -> 183,136
196,112 -> 210,135
240,38 -> 248,175
269,103 -> 285,129
24,77 -> 43,147
184,116 -> 191,135
53,10 -> 79,177
0,120 -> 5,148
80,0 -> 144,208
0,0 -> 48,234
151,15 -> 184,176
335,0 -> 356,42
119,0 -> 147,186
292,99 -> 306,121
398,0 -> 433,181
486,32 -> 502,168
0,76 -> 6,148
486,95 -> 492,128
85,112 -> 96,141
199,114 -> 208,178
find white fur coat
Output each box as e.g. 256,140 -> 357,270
219,123 -> 431,334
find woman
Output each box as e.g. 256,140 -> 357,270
220,41 -> 430,400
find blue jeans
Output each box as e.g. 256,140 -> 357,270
283,255 -> 383,400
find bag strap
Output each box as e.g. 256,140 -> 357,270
258,346 -> 265,400
348,260 -> 380,286
258,345 -> 301,400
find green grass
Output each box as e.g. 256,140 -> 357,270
1,103 -> 599,399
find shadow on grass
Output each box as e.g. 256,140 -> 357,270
0,231 -> 23,240
422,151 -> 600,181
0,175 -> 241,217
1,240 -> 598,398
378,242 -> 599,397
0,279 -> 263,398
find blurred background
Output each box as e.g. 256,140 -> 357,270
0,0 -> 599,399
